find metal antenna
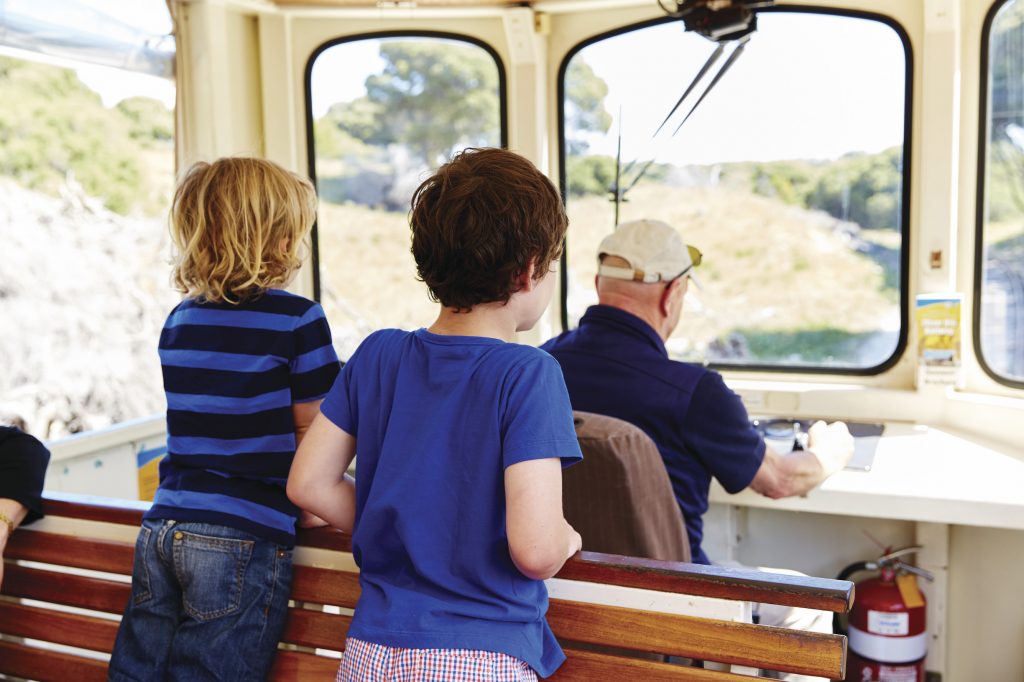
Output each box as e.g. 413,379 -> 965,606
622,157 -> 659,196
613,106 -> 623,227
672,35 -> 750,136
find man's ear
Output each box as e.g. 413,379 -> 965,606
659,277 -> 685,316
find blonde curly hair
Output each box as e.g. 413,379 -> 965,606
170,157 -> 317,304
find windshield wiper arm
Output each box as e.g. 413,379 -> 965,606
672,35 -> 750,136
652,42 -> 726,138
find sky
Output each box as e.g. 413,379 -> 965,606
573,12 -> 907,164
308,12 -> 906,165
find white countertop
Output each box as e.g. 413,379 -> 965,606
709,422 -> 1024,530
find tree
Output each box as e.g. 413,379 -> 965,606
563,57 -> 614,194
333,40 -> 501,167
116,96 -> 174,145
0,56 -> 152,215
564,58 -> 612,152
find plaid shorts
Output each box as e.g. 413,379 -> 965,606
335,637 -> 539,682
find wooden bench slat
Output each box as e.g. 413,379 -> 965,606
0,639 -> 108,682
297,525 -> 353,552
557,551 -> 854,614
40,495 -> 356,552
6,531 -> 134,574
17,493 -> 848,681
35,495 -> 853,613
43,495 -> 147,527
548,599 -> 845,679
552,648 -> 770,681
0,601 -> 118,653
270,649 -> 342,679
281,607 -> 351,650
1,563 -> 131,614
291,565 -> 361,608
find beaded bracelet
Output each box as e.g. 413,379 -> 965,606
0,510 -> 14,536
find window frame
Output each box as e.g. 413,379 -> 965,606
303,30 -> 509,302
974,0 -> 1024,389
556,6 -> 913,376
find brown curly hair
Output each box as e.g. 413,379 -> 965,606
410,148 -> 568,311
170,157 -> 317,304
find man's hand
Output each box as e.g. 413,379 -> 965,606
807,420 -> 854,478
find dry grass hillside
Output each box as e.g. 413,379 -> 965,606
316,182 -> 900,366
566,183 -> 899,365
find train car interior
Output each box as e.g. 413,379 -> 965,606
1,0 -> 1023,680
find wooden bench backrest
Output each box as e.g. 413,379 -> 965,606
0,494 -> 852,681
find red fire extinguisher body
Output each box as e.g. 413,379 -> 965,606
847,575 -> 927,682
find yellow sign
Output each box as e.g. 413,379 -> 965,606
137,445 -> 166,501
916,294 -> 962,386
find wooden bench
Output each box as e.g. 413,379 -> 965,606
0,493 -> 852,681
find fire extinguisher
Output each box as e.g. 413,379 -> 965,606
835,546 -> 934,682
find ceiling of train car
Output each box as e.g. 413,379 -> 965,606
272,0 -> 597,7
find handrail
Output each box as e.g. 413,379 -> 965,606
39,492 -> 854,614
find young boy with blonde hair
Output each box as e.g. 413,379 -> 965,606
109,157 -> 341,681
288,147 -> 583,681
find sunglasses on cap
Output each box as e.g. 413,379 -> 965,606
669,245 -> 703,282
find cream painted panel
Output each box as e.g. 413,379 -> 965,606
948,525 -> 1024,681
708,505 -> 916,582
227,13 -> 265,156
177,3 -> 267,163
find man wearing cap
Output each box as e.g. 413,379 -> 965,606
541,219 -> 852,676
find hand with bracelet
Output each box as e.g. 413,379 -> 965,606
0,426 -> 51,590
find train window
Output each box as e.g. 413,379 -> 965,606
0,1 -> 176,439
307,35 -> 505,358
560,11 -> 909,372
978,0 -> 1024,385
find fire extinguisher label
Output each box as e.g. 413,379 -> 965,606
878,664 -> 920,681
868,610 -> 910,635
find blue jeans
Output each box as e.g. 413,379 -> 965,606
108,519 -> 294,682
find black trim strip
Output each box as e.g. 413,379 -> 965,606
303,30 -> 509,303
557,6 -> 913,377
974,0 -> 1024,388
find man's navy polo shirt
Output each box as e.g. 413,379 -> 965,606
541,305 -> 765,564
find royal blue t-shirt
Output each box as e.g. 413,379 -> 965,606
541,305 -> 764,564
147,289 -> 340,546
320,329 -> 582,678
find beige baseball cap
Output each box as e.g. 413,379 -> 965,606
597,219 -> 703,287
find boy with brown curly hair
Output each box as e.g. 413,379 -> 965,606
289,147 -> 583,681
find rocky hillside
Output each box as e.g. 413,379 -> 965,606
0,178 -> 176,439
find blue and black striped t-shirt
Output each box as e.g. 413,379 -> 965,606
145,288 -> 341,546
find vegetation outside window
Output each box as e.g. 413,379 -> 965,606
978,0 -> 1024,385
308,35 -> 504,359
0,1 -> 176,439
561,11 -> 909,372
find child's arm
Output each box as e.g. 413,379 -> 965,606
505,458 -> 583,581
293,400 -> 322,448
293,400 -> 329,528
287,413 -> 357,533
